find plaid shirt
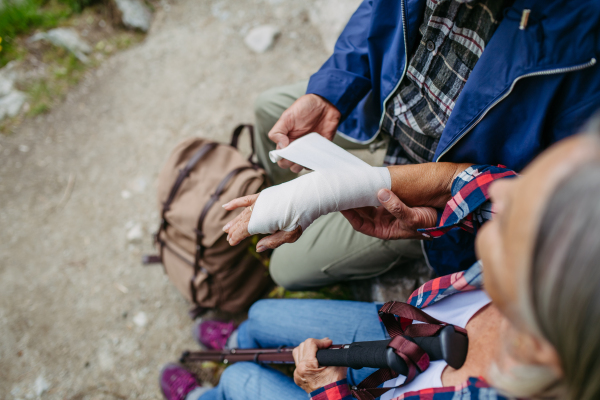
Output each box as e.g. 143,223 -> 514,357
382,0 -> 510,165
309,165 -> 519,399
419,164 -> 517,238
309,262 -> 516,400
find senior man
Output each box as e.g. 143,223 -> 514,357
251,0 -> 600,290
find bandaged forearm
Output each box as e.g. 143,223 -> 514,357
247,133 -> 391,234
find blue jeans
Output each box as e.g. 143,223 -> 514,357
198,299 -> 388,400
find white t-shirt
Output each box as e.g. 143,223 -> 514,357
380,290 -> 491,400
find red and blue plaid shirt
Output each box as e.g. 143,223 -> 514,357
419,164 -> 517,238
309,262 -> 514,400
309,164 -> 518,400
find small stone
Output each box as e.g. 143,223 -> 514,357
244,25 -> 280,53
18,145 -> 30,153
34,375 -> 50,397
126,223 -> 143,242
29,28 -> 92,63
114,0 -> 152,32
121,190 -> 132,199
133,311 -> 147,327
0,90 -> 27,121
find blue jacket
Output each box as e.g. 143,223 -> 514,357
306,0 -> 600,275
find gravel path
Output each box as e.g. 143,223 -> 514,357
0,1 -> 329,398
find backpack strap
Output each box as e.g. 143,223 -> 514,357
189,165 -> 255,314
143,142 -> 220,266
351,301 -> 468,400
230,124 -> 258,164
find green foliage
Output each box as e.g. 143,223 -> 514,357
0,0 -> 72,66
56,0 -> 101,13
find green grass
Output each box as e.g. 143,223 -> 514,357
0,0 -> 100,67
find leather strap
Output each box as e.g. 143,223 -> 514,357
190,165 -> 255,307
230,124 -> 256,163
351,301 -> 468,400
144,142 -> 219,266
162,142 -> 219,225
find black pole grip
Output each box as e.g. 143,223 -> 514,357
316,340 -> 409,375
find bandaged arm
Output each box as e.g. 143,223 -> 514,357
248,133 -> 391,234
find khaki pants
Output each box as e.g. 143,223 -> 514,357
253,81 -> 424,290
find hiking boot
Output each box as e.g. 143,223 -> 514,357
159,363 -> 201,400
193,319 -> 236,350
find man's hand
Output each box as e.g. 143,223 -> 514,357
222,194 -> 302,252
269,94 -> 341,173
341,189 -> 438,240
293,338 -> 347,394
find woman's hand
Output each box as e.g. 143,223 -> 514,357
223,194 -> 302,252
341,189 -> 438,240
293,338 -> 347,394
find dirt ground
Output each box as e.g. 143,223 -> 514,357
0,0 -> 332,398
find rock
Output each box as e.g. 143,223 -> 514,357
126,223 -> 143,242
0,62 -> 26,121
18,145 -> 30,153
34,375 -> 50,397
244,25 -> 280,53
0,90 -> 27,121
114,0 -> 152,32
132,311 -> 147,327
309,0 -> 363,53
29,28 -> 92,63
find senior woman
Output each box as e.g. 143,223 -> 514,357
160,116 -> 600,400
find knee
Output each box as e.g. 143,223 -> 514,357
269,261 -> 298,291
219,362 -> 256,389
269,253 -> 309,291
247,299 -> 273,321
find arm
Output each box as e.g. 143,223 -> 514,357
388,162 -> 474,208
223,161 -> 473,250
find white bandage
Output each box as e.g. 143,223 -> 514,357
247,133 -> 391,235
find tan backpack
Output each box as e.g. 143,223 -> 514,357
144,125 -> 272,317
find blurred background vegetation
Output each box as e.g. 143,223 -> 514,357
1,0 -> 101,67
0,0 -> 145,132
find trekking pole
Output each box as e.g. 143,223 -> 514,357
180,325 -> 468,375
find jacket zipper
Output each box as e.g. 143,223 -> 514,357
338,0 -> 409,145
436,57 -> 598,162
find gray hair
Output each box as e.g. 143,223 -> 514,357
528,113 -> 600,400
489,113 -> 600,398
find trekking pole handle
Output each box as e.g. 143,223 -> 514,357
316,339 -> 408,375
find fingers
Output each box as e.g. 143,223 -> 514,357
290,164 -> 304,174
224,206 -> 253,246
255,226 -> 302,252
223,194 -> 259,211
377,189 -> 409,220
268,119 -> 291,150
341,209 -> 362,230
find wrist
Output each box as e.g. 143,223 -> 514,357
308,93 -> 340,111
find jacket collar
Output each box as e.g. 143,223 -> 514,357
431,0 -> 599,161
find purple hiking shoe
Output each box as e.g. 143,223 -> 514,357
193,319 -> 236,350
160,363 -> 201,400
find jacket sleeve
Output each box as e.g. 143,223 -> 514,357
306,0 -> 374,120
